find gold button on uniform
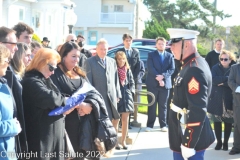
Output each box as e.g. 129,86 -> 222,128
186,137 -> 189,139
185,143 -> 187,146
189,130 -> 191,133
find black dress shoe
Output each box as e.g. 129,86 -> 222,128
128,125 -> 132,129
122,146 -> 128,150
229,150 -> 240,155
215,142 -> 222,150
222,144 -> 228,151
115,146 -> 121,150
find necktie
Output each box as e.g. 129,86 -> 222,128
126,50 -> 130,58
101,59 -> 105,66
160,54 -> 163,63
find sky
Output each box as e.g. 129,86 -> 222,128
166,0 -> 240,27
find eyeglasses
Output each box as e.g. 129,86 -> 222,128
1,41 -> 18,46
220,58 -> 229,62
70,40 -> 77,42
47,64 -> 57,72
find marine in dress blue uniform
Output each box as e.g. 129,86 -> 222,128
167,28 -> 215,160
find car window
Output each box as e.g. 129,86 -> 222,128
107,49 -> 118,58
145,42 -> 156,46
139,49 -> 152,61
132,42 -> 143,46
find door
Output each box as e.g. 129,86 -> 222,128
88,31 -> 98,45
75,31 -> 84,37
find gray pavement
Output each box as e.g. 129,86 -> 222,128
102,113 -> 240,160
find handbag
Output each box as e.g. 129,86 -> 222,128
64,129 -> 76,160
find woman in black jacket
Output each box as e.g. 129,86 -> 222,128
115,51 -> 135,150
207,50 -> 236,151
50,42 -> 100,160
21,48 -> 66,160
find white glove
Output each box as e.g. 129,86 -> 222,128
235,86 -> 240,93
14,118 -> 22,134
181,144 -> 196,160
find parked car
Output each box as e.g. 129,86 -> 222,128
107,46 -> 156,83
108,38 -> 156,50
89,38 -> 157,55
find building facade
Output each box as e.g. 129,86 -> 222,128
72,0 -> 148,46
1,0 -> 149,47
1,0 -> 75,49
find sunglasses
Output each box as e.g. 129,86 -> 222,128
220,58 -> 229,62
70,40 -> 77,42
47,64 -> 57,72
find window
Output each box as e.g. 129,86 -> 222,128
102,5 -> 109,18
114,5 -> 123,12
19,8 -> 24,21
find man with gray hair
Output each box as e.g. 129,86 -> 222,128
84,38 -> 121,136
167,28 -> 215,160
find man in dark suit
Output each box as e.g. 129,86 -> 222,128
116,34 -> 140,127
116,33 -> 140,83
145,37 -> 175,132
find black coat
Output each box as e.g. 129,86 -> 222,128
4,67 -> 28,158
117,69 -> 135,113
79,53 -> 87,68
50,67 -> 117,157
79,90 -> 117,153
51,67 -> 87,157
207,63 -> 234,116
22,70 -> 65,160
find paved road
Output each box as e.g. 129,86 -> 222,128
102,113 -> 240,160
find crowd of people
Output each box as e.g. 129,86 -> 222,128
0,21 -> 240,160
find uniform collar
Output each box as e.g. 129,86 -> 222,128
181,53 -> 199,66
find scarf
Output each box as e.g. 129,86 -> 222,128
117,65 -> 127,85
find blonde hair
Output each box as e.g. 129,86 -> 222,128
11,43 -> 29,77
0,44 -> 10,64
26,48 -> 60,72
115,51 -> 130,69
219,50 -> 236,62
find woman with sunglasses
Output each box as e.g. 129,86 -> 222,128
0,44 -> 22,160
21,48 -> 67,159
207,50 -> 236,151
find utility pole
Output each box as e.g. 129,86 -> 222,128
212,0 -> 217,50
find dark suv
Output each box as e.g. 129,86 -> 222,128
108,38 -> 156,50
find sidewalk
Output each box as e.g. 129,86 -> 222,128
102,113 -> 240,160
